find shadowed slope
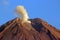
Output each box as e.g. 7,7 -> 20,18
0,18 -> 60,40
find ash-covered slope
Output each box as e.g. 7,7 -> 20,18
0,18 -> 60,40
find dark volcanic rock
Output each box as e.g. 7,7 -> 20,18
0,18 -> 60,40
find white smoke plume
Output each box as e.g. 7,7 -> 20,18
15,5 -> 31,23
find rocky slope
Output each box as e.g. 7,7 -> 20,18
0,18 -> 60,40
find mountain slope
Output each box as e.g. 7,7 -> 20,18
0,18 -> 60,40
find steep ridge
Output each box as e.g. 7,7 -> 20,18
0,18 -> 60,40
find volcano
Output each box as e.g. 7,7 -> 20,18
0,18 -> 60,40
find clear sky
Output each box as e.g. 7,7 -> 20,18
0,0 -> 60,29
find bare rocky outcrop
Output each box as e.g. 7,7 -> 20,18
0,18 -> 60,40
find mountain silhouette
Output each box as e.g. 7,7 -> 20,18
0,18 -> 60,40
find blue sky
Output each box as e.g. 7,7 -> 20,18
0,0 -> 60,29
